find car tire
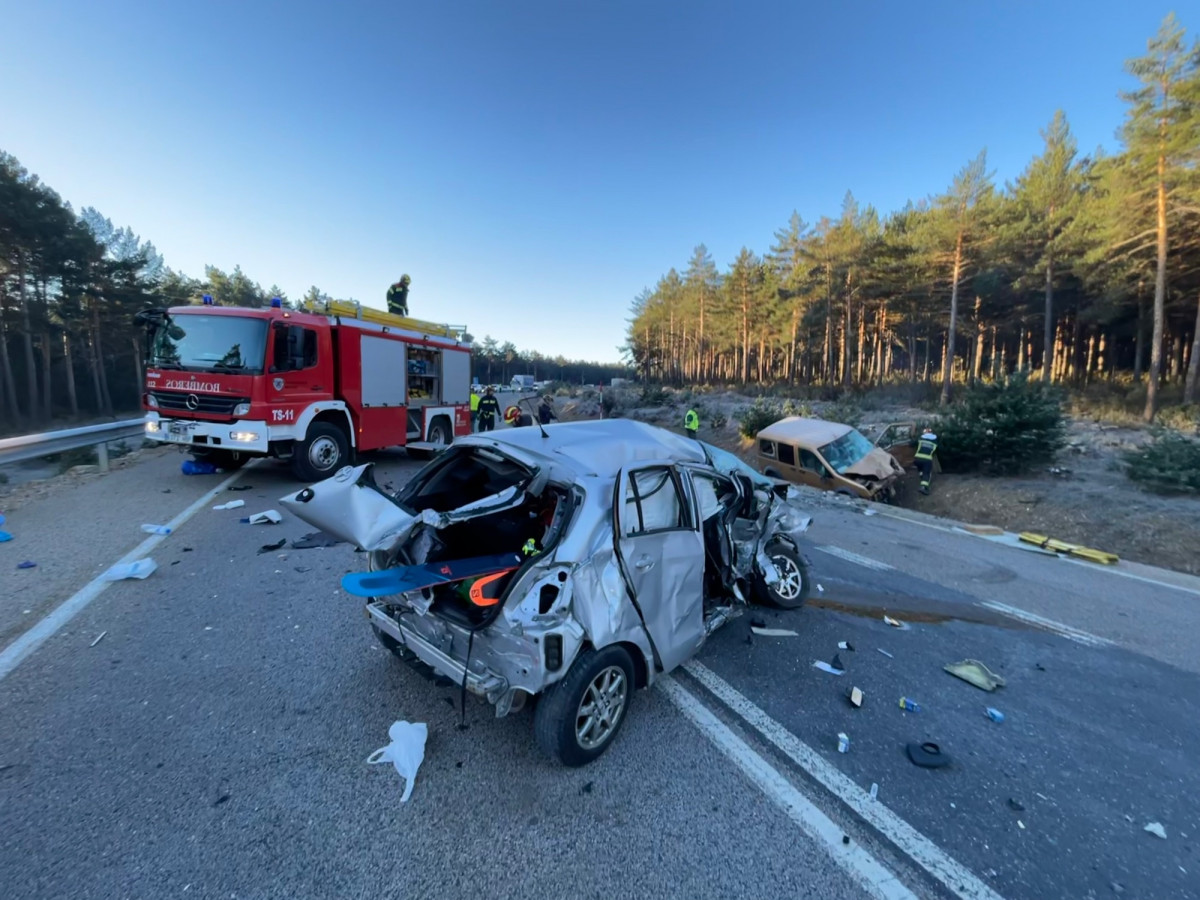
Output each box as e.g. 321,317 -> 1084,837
291,422 -> 348,482
427,417 -> 452,448
533,645 -> 635,767
754,541 -> 810,610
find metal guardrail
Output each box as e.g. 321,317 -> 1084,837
0,418 -> 146,471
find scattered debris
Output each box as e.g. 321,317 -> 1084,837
1018,531 -> 1119,565
182,547 -> 193,552
258,539 -> 287,554
1034,663 -> 1046,672
140,524 -> 172,535
985,707 -> 1006,723
838,641 -> 855,651
294,566 -> 313,574
883,615 -> 910,630
945,659 -> 1006,692
213,794 -> 231,806
1017,820 -> 1026,830
1037,793 -> 1051,802
906,742 -> 951,769
837,732 -> 850,753
899,697 -> 921,712
847,687 -> 864,708
1007,798 -> 1025,812
842,834 -> 851,844
751,626 -> 798,637
16,560 -> 36,569
876,648 -> 894,659
366,720 -> 428,802
1110,881 -> 1125,894
864,508 -> 878,516
1143,822 -> 1167,839
812,661 -> 845,676
869,783 -> 878,800
101,559 -> 157,581
228,485 -> 253,492
212,500 -> 245,511
831,652 -> 846,671
292,531 -> 342,549
240,510 -> 282,525
90,631 -> 107,648
0,531 -> 11,543
817,583 -> 825,593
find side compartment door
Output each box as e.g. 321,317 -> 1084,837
613,463 -> 706,673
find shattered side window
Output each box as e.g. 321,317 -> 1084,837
702,442 -> 774,490
625,467 -> 685,536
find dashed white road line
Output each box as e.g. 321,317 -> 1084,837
817,545 -> 895,571
680,661 -> 1007,900
0,466 -> 249,682
659,675 -> 919,900
979,600 -> 1112,648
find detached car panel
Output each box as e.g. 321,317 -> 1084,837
282,419 -> 814,766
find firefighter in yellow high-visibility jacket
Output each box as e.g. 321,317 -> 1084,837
469,389 -> 481,431
684,408 -> 699,439
914,429 -> 938,495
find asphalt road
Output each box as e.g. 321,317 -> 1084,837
2,436 -> 1199,900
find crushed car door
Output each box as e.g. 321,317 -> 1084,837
875,422 -> 917,468
613,463 -> 706,673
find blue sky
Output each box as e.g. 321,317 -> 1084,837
0,0 -> 1182,362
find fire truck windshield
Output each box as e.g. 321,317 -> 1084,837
150,314 -> 268,374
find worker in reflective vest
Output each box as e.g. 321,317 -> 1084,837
469,390 -> 481,431
914,430 -> 938,495
684,408 -> 699,439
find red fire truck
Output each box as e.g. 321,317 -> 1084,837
138,298 -> 473,480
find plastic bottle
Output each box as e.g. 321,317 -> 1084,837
899,697 -> 921,712
181,459 -> 217,475
140,524 -> 172,535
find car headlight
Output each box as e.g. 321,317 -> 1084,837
233,402 -> 251,417
229,431 -> 260,442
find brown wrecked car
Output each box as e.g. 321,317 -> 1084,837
755,416 -> 907,502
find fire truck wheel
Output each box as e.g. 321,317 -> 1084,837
427,417 -> 451,447
292,422 -> 348,481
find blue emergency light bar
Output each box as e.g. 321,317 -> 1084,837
271,297 -> 282,308
202,294 -> 214,305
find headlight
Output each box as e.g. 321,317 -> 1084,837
145,421 -> 160,433
233,402 -> 251,417
229,431 -> 260,442
147,394 -> 158,408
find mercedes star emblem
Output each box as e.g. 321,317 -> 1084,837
185,394 -> 200,410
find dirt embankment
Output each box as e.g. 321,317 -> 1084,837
554,386 -> 1200,576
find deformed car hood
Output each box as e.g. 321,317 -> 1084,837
843,448 -> 902,479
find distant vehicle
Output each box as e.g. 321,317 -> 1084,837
754,416 -> 908,502
510,374 -> 536,391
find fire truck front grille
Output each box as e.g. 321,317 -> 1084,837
151,391 -> 248,417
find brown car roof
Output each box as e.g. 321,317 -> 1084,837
756,416 -> 853,447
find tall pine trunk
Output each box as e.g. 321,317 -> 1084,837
1042,249 -> 1054,381
940,231 -> 964,404
0,311 -> 21,427
1184,290 -> 1200,405
63,332 -> 79,417
972,296 -> 985,383
131,336 -> 144,403
1134,285 -> 1146,382
41,333 -> 52,420
18,256 -> 38,419
1144,147 -> 1168,423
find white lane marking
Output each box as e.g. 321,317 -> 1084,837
658,676 -> 917,900
0,466 -> 249,681
979,601 -> 1112,648
1061,556 -> 1200,598
817,545 -> 895,571
882,508 -> 1200,598
683,661 -> 1006,900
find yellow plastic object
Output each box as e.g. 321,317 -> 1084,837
315,300 -> 467,340
1018,532 -> 1118,564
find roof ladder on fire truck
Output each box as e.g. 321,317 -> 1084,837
316,299 -> 468,341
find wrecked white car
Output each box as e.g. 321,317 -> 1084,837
281,419 -> 814,766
